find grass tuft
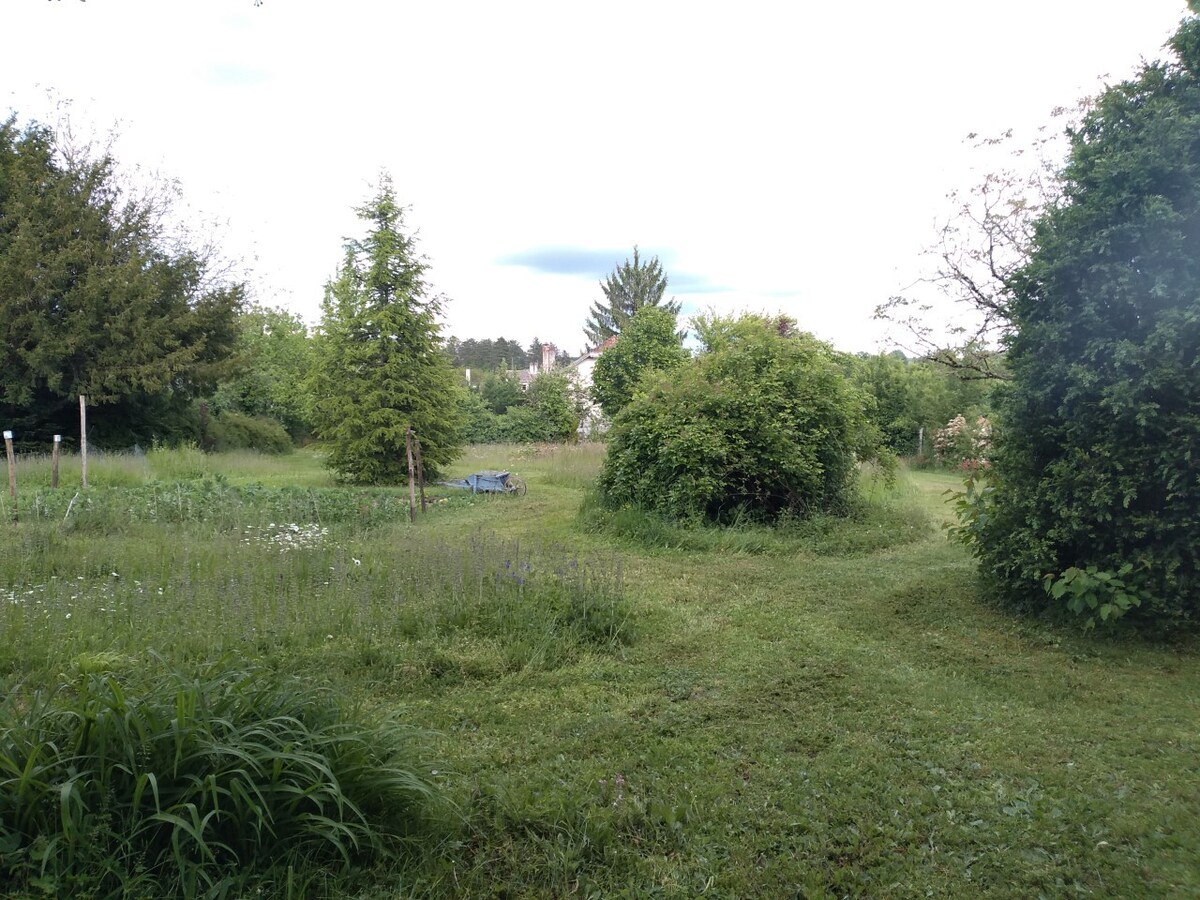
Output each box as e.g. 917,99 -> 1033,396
0,662 -> 437,898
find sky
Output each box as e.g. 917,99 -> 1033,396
2,0 -> 1192,356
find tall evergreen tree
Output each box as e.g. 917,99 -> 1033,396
307,177 -> 462,483
0,115 -> 242,446
583,246 -> 680,346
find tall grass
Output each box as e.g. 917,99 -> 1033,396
0,663 -> 436,898
9,446 -> 334,491
0,522 -> 630,689
450,442 -> 607,490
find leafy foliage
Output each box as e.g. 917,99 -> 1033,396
972,19 -> 1200,631
583,246 -> 680,346
849,351 -> 994,457
598,314 -> 880,524
590,305 -> 688,418
307,177 -> 462,483
480,370 -> 524,415
0,115 -> 243,447
459,372 -> 584,443
0,663 -> 437,898
211,305 -> 315,440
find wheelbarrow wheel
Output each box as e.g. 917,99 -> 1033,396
507,476 -> 527,496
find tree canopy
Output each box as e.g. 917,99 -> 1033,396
211,304 -> 314,439
583,246 -> 680,346
967,17 -> 1200,631
0,115 -> 242,446
590,305 -> 688,418
306,177 -> 462,483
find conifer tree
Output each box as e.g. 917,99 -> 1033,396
583,246 -> 680,346
0,115 -> 242,445
307,177 -> 462,483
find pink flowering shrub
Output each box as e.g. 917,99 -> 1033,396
934,415 -> 991,468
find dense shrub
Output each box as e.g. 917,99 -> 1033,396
969,19 -> 1200,632
203,409 -> 293,454
597,315 -> 881,524
0,664 -> 437,897
459,388 -> 504,443
460,373 -> 582,443
933,414 -> 991,468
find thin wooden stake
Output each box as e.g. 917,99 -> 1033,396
413,431 -> 427,512
79,395 -> 88,490
405,427 -> 417,524
4,430 -> 16,524
51,435 -> 61,489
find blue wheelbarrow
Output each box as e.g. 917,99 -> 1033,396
439,470 -> 527,495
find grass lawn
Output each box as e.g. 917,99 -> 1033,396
1,445 -> 1196,898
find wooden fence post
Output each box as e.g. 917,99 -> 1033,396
412,431 -> 427,512
52,435 -> 61,489
79,395 -> 88,489
4,430 -> 16,523
405,427 -> 417,524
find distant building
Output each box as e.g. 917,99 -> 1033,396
516,338 -> 618,437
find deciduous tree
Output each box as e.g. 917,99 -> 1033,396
598,314 -> 880,524
966,17 -> 1200,631
212,304 -> 314,439
590,305 -> 688,417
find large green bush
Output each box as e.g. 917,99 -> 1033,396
597,315 -> 879,524
970,18 -> 1200,632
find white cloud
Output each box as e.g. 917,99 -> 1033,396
1,0 -> 1188,352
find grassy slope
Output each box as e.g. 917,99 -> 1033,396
1,446 -> 1196,898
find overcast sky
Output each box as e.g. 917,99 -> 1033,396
2,1 -> 1191,355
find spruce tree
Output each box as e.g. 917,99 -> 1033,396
583,246 -> 680,346
307,177 -> 462,483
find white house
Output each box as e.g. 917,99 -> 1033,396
517,338 -> 617,437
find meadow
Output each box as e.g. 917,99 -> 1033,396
1,444 -> 1197,898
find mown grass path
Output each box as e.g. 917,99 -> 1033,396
397,459 -> 1199,898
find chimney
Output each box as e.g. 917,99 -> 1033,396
542,343 -> 556,372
